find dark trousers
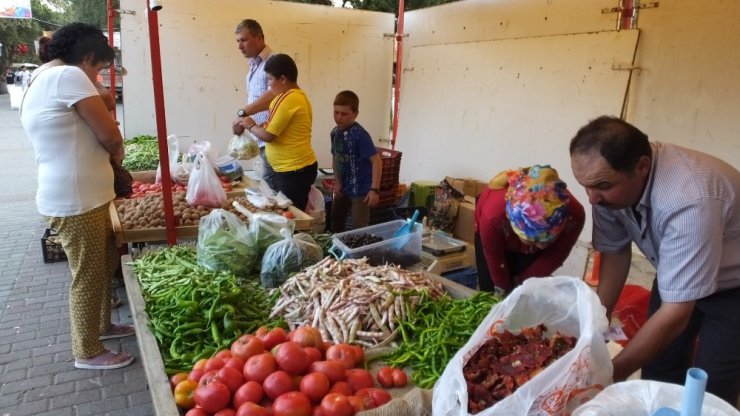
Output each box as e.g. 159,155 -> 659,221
474,232 -> 538,294
271,162 -> 317,212
643,281 -> 740,405
331,193 -> 371,233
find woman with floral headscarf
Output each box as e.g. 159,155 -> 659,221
474,165 -> 585,294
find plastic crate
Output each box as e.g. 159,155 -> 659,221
377,147 -> 402,190
41,228 -> 67,263
375,187 -> 399,209
330,219 -> 422,267
441,267 -> 478,290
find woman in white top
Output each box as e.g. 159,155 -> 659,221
20,22 -> 134,370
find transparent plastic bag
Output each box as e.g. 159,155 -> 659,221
197,209 -> 258,276
249,212 -> 295,255
260,228 -> 323,288
228,133 -> 260,160
156,134 -> 189,184
432,276 -> 612,416
186,153 -> 227,207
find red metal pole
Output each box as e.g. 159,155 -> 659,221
391,0 -> 405,150
146,1 -> 177,245
107,0 -> 116,120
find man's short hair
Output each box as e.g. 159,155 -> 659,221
264,54 -> 298,83
235,19 -> 264,37
333,90 -> 360,113
569,115 -> 652,172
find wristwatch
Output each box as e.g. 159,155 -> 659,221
370,188 -> 379,193
237,109 -> 247,118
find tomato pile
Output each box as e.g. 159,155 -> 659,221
128,176 -> 234,199
171,324 -> 407,416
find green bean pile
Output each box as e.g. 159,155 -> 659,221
379,291 -> 500,388
132,245 -> 284,373
122,135 -> 160,172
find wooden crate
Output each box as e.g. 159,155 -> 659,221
121,254 -> 475,416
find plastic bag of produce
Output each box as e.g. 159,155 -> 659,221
197,209 -> 258,276
260,228 -> 323,288
186,153 -> 227,208
249,212 -> 296,254
432,276 -> 612,416
155,134 -> 189,184
571,379 -> 739,416
227,133 -> 260,160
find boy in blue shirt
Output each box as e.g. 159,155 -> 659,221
330,90 -> 382,232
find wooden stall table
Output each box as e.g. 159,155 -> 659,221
121,254 -> 476,416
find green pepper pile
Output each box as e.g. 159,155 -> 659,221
378,291 -> 500,388
132,245 -> 284,374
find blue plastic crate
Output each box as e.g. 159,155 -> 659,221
442,267 -> 478,290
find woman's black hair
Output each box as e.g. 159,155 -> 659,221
569,116 -> 652,172
37,36 -> 52,63
264,54 -> 298,83
48,22 -> 114,65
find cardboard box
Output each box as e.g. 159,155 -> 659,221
453,201 -> 476,243
445,176 -> 487,199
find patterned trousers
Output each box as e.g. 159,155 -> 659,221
46,202 -> 118,359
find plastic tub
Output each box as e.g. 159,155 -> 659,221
330,219 -> 422,267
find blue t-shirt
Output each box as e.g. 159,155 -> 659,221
330,123 -> 376,197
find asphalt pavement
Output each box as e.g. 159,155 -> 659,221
0,90 -> 154,416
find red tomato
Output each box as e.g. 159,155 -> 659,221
391,368 -> 408,387
215,350 -> 233,360
309,361 -> 346,384
236,402 -> 269,416
193,359 -> 209,370
347,396 -> 366,413
325,345 -> 356,370
274,342 -> 309,375
198,370 -> 220,388
255,326 -> 269,338
344,368 -> 374,393
205,357 -> 226,373
186,408 -> 210,416
354,388 -> 391,409
319,393 -> 353,416
231,335 -> 266,362
224,356 -> 246,372
218,366 -> 246,394
194,381 -> 231,413
259,327 -> 288,350
299,372 -> 330,403
304,347 -> 322,368
233,380 -> 264,409
244,352 -> 278,383
263,370 -> 295,400
282,211 -> 296,219
214,409 -> 237,416
188,369 -> 205,383
171,372 -> 189,391
327,381 -> 353,397
350,346 -> 364,366
272,391 -> 312,416
174,379 -> 198,409
375,367 -> 394,388
289,326 -> 323,348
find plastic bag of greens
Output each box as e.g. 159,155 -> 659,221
227,133 -> 260,160
197,209 -> 258,276
249,212 -> 295,255
260,229 -> 323,288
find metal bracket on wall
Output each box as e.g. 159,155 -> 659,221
612,64 -> 641,71
115,9 -> 136,15
601,2 -> 659,14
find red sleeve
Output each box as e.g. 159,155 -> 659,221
475,188 -> 514,292
519,191 -> 585,281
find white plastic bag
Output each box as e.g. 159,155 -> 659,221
572,380 -> 740,416
305,185 -> 326,232
186,153 -> 227,207
432,276 -> 613,416
228,133 -> 260,160
156,134 -> 189,184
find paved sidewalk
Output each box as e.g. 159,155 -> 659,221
0,92 -> 154,416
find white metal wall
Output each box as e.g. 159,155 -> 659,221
118,0 -> 394,168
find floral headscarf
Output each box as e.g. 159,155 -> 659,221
490,165 -> 570,244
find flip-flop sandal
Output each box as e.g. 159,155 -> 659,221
74,350 -> 134,370
99,323 -> 135,340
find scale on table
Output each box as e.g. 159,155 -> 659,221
420,231 -> 471,275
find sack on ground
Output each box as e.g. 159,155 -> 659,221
260,229 -> 323,288
186,153 -> 227,208
432,276 -> 612,416
197,209 -> 257,276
